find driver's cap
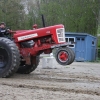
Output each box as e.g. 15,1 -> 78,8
0,22 -> 6,26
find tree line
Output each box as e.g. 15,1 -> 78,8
0,0 -> 100,35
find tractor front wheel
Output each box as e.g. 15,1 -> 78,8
60,47 -> 75,65
55,47 -> 74,65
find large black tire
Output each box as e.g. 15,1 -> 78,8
0,38 -> 20,78
17,56 -> 40,74
55,48 -> 73,65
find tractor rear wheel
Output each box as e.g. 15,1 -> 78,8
17,56 -> 40,74
0,38 -> 20,78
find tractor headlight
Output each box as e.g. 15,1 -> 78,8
56,28 -> 65,43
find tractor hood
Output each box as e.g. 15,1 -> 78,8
13,24 -> 65,43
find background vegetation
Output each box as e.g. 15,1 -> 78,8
0,0 -> 99,36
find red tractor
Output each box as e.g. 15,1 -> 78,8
0,24 -> 75,78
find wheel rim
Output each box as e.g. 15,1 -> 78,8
58,51 -> 68,62
0,47 -> 9,68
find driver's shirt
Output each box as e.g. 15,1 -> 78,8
0,28 -> 7,37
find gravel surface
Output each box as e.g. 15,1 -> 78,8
0,59 -> 100,100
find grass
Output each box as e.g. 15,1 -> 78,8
90,58 -> 100,63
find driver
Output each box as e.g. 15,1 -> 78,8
0,22 -> 10,37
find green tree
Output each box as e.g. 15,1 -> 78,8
0,0 -> 25,30
39,0 -> 100,35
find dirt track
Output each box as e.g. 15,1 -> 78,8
0,60 -> 100,100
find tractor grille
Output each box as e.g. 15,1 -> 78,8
56,28 -> 65,43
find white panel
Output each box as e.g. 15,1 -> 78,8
18,33 -> 38,41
